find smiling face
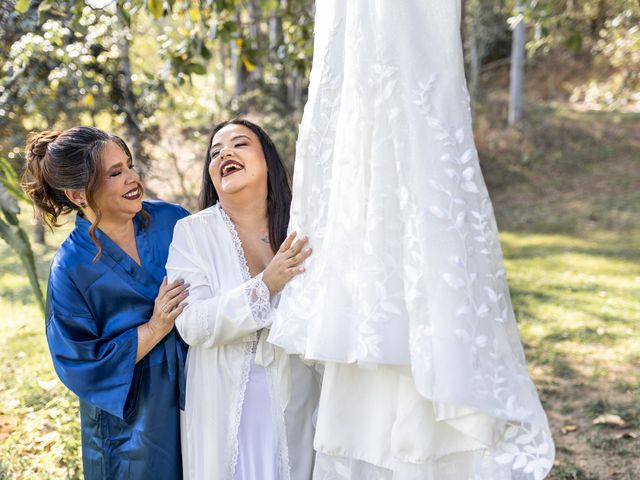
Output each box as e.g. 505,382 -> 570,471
91,140 -> 143,221
208,124 -> 268,199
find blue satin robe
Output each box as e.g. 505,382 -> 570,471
45,200 -> 189,479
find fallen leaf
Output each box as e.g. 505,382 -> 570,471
37,379 -> 57,391
615,432 -> 638,439
561,424 -> 579,434
593,413 -> 626,427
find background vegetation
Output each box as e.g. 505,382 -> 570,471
1,0 -> 639,478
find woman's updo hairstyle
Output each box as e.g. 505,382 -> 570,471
21,126 -> 143,261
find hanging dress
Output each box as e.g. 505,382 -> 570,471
268,1 -> 554,479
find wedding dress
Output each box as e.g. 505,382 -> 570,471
268,1 -> 554,478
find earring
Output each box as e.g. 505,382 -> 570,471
79,202 -> 87,208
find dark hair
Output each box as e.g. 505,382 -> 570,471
21,126 -> 148,261
199,119 -> 292,253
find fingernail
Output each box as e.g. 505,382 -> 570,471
299,267 -> 305,272
304,248 -> 311,253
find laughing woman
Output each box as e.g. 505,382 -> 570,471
22,127 -> 189,479
165,119 -> 320,479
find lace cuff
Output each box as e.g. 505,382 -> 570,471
244,272 -> 272,328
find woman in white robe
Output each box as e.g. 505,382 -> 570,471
166,119 -> 320,480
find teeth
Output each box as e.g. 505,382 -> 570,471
221,163 -> 242,176
123,188 -> 139,198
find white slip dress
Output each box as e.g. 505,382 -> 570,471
234,359 -> 280,480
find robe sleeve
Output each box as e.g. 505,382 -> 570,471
46,264 -> 142,420
166,220 -> 272,348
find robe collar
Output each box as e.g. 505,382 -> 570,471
73,207 -> 159,300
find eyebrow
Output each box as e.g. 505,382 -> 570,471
211,134 -> 251,151
106,160 -> 130,172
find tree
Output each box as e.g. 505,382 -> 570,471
508,1 -> 525,125
0,157 -> 44,314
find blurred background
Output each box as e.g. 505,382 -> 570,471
0,0 -> 638,478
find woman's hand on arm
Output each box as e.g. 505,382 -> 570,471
136,277 -> 189,363
262,232 -> 312,296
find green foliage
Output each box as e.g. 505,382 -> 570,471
521,0 -> 640,58
1,0 -> 162,169
0,157 -> 44,314
0,215 -> 81,476
15,0 -> 30,14
147,0 -> 163,19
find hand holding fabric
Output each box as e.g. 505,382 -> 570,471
262,231 -> 312,296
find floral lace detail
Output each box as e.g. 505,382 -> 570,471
416,74 -> 553,480
271,1 -> 553,478
267,14 -> 344,354
265,348 -> 291,480
245,273 -> 272,328
219,204 -> 287,477
225,340 -> 255,479
219,205 -> 252,282
218,205 -> 272,327
192,301 -> 212,346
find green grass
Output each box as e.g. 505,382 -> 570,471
0,218 -> 81,479
1,102 -> 639,478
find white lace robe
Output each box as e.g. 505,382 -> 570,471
166,204 -> 320,480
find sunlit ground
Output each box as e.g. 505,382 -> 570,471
0,218 -> 81,479
2,225 -> 638,479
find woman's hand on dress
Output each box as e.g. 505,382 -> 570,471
148,277 -> 189,339
262,232 -> 312,296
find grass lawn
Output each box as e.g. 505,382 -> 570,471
0,219 -> 81,479
0,102 -> 638,478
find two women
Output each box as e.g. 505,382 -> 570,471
23,120 -> 317,479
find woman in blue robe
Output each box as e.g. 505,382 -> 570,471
22,127 -> 189,479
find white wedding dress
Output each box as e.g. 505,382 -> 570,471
268,1 -> 554,479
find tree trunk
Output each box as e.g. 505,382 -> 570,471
247,0 -> 261,79
233,7 -> 250,97
508,3 -> 525,126
34,221 -> 45,246
116,6 -> 145,166
287,73 -> 303,110
466,0 -> 481,102
269,5 -> 283,49
269,1 -> 289,105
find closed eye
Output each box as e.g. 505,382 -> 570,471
109,163 -> 134,177
234,143 -> 247,148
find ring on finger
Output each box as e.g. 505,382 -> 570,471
161,303 -> 171,314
